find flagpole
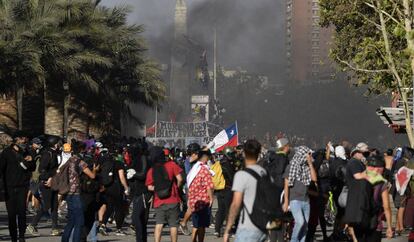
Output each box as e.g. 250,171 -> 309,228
235,120 -> 239,145
213,27 -> 217,101
155,105 -> 158,139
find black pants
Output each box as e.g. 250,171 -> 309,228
103,192 -> 125,230
215,189 -> 232,235
81,193 -> 98,242
31,183 -> 58,229
353,226 -> 381,242
268,229 -> 284,242
132,194 -> 149,242
5,186 -> 28,241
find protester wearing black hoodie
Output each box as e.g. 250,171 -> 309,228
0,132 -> 36,242
28,136 -> 61,236
127,144 -> 149,242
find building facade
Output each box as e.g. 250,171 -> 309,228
286,0 -> 334,85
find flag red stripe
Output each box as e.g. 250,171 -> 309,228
216,135 -> 238,152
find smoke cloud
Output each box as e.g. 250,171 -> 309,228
102,0 -> 407,148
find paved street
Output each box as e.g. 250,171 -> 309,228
0,202 -> 410,242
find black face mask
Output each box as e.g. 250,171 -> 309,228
17,144 -> 27,151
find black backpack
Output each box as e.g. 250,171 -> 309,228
80,155 -> 100,193
100,158 -> 115,187
318,159 -> 330,178
153,163 -> 172,199
243,168 -> 283,231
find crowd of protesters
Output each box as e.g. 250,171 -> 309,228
1,130 -> 414,242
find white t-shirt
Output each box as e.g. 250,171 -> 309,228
232,164 -> 267,232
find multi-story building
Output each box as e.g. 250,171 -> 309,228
286,0 -> 334,85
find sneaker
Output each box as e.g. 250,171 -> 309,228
129,224 -> 136,232
99,225 -> 109,236
115,229 -> 127,236
26,225 -> 39,236
50,229 -> 61,236
179,223 -> 190,236
209,223 -> 215,229
213,232 -> 220,238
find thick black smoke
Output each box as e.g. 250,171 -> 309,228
102,0 -> 407,148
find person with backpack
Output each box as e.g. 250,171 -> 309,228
363,155 -> 393,241
263,138 -> 290,242
328,145 -> 349,241
60,143 -> 100,242
0,131 -> 36,242
27,137 -> 43,214
98,145 -> 129,236
343,143 -> 374,241
213,147 -> 236,238
224,139 -> 282,242
28,135 -> 62,237
145,146 -> 183,242
75,142 -> 101,242
282,146 -> 317,242
127,143 -> 150,242
306,148 -> 330,242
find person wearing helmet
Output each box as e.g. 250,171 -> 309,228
27,135 -> 62,237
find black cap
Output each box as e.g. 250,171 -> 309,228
366,155 -> 385,168
187,143 -> 201,155
46,135 -> 60,147
31,137 -> 42,145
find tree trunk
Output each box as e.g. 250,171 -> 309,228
44,80 -> 64,136
402,0 -> 414,147
377,0 -> 414,147
63,94 -> 69,138
16,86 -> 23,130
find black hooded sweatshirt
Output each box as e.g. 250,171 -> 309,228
0,144 -> 36,188
38,148 -> 59,181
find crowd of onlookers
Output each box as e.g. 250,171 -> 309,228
1,131 -> 414,242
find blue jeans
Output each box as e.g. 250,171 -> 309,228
290,200 -> 310,242
62,194 -> 84,242
87,221 -> 98,242
235,228 -> 266,242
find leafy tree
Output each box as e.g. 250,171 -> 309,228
320,0 -> 414,146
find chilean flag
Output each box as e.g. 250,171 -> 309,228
209,123 -> 238,152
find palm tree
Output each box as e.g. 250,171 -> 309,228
0,0 -> 46,130
0,0 -> 166,137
